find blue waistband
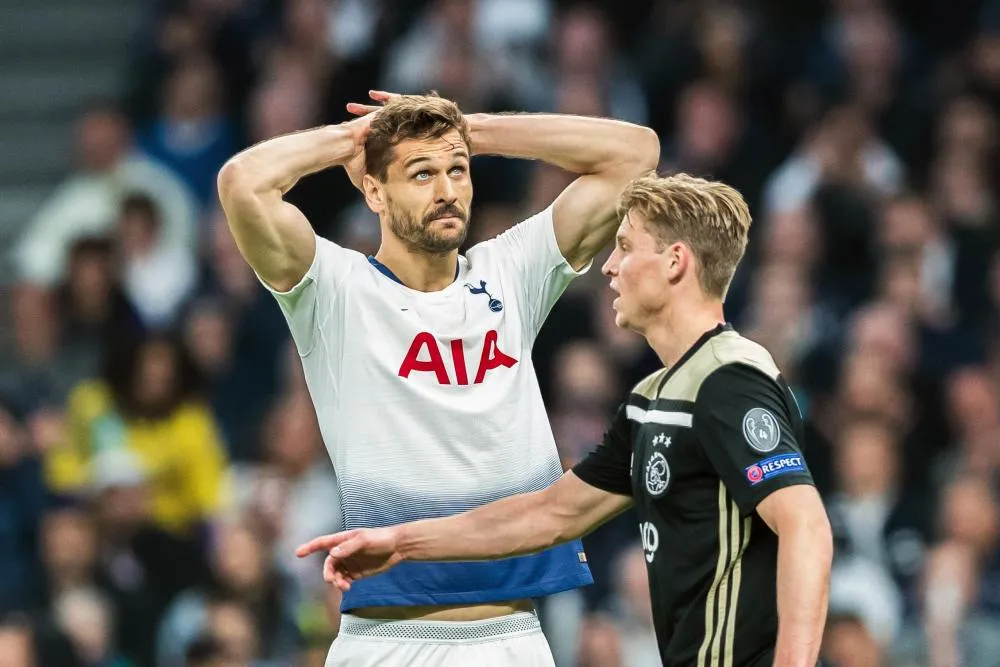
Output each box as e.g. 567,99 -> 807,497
341,540 -> 592,611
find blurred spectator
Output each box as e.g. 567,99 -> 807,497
661,79 -> 777,213
183,634 -> 231,667
51,586 -> 133,667
826,418 -> 932,619
87,447 -> 208,666
576,613 -> 624,667
764,105 -> 904,218
117,194 -> 198,328
137,56 -> 237,208
188,212 -> 287,461
39,506 -> 99,605
232,381 -> 342,598
935,368 -> 1000,488
0,284 -> 81,414
383,0 -> 546,110
157,519 -> 299,667
549,340 -> 620,466
604,547 -> 659,667
821,612 -> 884,667
907,476 -> 1000,667
12,106 -> 198,287
0,619 -> 37,667
0,397 -> 46,615
44,332 -> 228,537
57,238 -> 144,395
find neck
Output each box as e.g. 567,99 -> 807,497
642,298 -> 726,369
375,242 -> 458,292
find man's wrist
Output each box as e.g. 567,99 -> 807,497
392,523 -> 415,561
464,113 -> 492,156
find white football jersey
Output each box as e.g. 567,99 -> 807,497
265,205 -> 593,608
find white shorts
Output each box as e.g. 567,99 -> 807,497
325,612 -> 556,667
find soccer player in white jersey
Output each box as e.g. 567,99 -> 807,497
217,91 -> 659,666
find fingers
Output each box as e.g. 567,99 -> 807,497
324,555 -> 354,591
296,530 -> 356,558
345,90 -> 399,117
346,102 -> 381,117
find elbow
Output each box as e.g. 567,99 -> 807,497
631,126 -> 660,173
217,157 -> 265,205
217,159 -> 247,202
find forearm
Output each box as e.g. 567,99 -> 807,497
773,520 -> 832,667
468,113 -> 658,175
396,490 -> 567,562
220,125 -> 357,195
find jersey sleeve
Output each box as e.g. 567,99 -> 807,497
489,205 -> 591,339
258,236 -> 356,357
572,404 -> 633,497
693,364 -> 814,516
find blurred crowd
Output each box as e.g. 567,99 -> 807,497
2,0 -> 1000,665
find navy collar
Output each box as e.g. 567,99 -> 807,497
367,255 -> 460,288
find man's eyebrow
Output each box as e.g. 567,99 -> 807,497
404,148 -> 470,169
403,155 -> 432,169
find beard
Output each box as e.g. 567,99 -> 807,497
387,200 -> 469,254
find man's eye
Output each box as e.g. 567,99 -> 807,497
449,166 -> 466,176
414,171 -> 431,181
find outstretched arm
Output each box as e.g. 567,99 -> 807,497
467,112 -> 659,269
216,116 -> 370,292
297,471 -> 632,591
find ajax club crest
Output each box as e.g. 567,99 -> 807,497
644,433 -> 672,497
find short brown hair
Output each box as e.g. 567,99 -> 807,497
365,94 -> 471,182
618,173 -> 751,299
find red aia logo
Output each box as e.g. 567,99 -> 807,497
398,330 -> 518,385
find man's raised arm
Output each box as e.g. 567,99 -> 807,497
216,117 -> 369,292
296,472 -> 632,591
467,112 -> 659,269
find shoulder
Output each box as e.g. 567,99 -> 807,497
689,334 -> 786,411
631,368 -> 669,401
316,236 -> 367,265
468,206 -> 556,252
704,332 -> 781,381
307,236 -> 370,291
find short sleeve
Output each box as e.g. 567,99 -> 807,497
258,236 -> 356,357
694,364 -> 814,516
488,205 -> 591,339
572,405 -> 633,497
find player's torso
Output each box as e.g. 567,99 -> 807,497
626,337 -> 781,666
307,249 -> 561,528
627,376 -> 724,624
297,241 -> 592,610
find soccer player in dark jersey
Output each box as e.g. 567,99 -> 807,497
297,173 -> 833,667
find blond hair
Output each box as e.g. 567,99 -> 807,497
365,94 -> 471,182
618,173 -> 751,299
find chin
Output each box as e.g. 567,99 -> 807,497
432,227 -> 468,251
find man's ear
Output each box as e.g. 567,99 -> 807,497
363,174 -> 384,214
666,241 -> 689,285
